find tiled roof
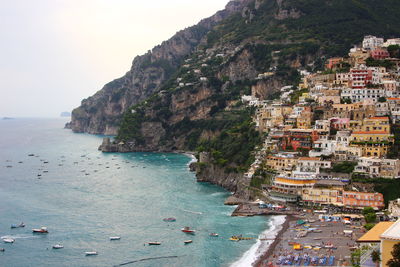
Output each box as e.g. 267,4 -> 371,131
357,222 -> 394,242
381,219 -> 400,241
352,131 -> 389,134
298,157 -> 321,161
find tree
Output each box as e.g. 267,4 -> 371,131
365,213 -> 377,224
387,243 -> 400,267
378,97 -> 387,103
363,207 -> 375,216
371,250 -> 380,267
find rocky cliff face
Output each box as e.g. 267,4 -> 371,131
67,0 -> 256,135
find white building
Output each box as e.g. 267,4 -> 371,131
362,35 -> 384,50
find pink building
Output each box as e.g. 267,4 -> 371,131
330,117 -> 350,130
370,48 -> 390,60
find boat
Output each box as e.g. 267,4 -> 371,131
148,242 -> 161,245
0,248 -> 4,252
209,233 -> 219,237
85,251 -> 98,256
229,237 -> 240,241
181,227 -> 196,234
52,244 -> 64,249
163,217 -> 176,222
32,227 -> 48,233
3,238 -> 15,243
11,222 -> 25,229
184,240 -> 193,244
109,236 -> 121,240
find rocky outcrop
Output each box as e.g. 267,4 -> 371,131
251,77 -> 283,100
68,0 -> 256,135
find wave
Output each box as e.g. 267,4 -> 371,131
230,215 -> 286,267
185,154 -> 197,165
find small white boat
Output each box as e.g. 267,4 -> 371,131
52,244 -> 64,249
209,233 -> 219,237
109,236 -> 121,240
3,238 -> 15,243
148,242 -> 161,245
85,251 -> 98,256
184,240 -> 192,244
0,248 -> 4,252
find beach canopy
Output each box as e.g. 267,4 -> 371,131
293,244 -> 302,250
297,220 -> 306,225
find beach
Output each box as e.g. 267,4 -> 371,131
254,212 -> 366,267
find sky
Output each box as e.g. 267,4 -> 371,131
0,0 -> 229,117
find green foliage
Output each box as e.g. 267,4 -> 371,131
199,108 -> 262,171
364,223 -> 376,231
351,249 -> 361,267
289,88 -> 308,104
331,161 -> 357,173
388,45 -> 400,58
366,57 -> 395,69
388,124 -> 400,159
116,107 -> 145,144
363,207 -> 375,216
387,243 -> 400,267
365,213 -> 377,224
371,250 -> 380,264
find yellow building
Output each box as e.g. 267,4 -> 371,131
265,155 -> 298,172
350,130 -> 393,157
301,188 -> 342,206
361,117 -> 391,133
380,219 -> 400,267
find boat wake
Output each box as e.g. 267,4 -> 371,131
1,234 -> 39,240
114,255 -> 180,266
182,209 -> 203,215
230,215 -> 286,267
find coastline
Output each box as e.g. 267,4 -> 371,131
253,215 -> 297,267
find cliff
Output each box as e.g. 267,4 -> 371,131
67,0 -> 255,135
71,0 -> 400,200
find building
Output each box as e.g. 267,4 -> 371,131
265,153 -> 298,172
301,188 -> 342,206
388,199 -> 400,219
357,221 -> 394,245
383,38 -> 400,47
342,191 -> 384,209
269,175 -> 316,203
380,219 -> 400,267
325,57 -> 344,70
371,48 -> 390,60
362,35 -> 384,50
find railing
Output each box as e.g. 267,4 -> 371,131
360,243 -> 380,266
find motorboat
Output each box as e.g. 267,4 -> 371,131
148,242 -> 161,245
3,238 -> 15,243
163,217 -> 176,222
184,240 -> 192,244
11,222 -> 25,229
85,251 -> 98,256
52,244 -> 64,249
109,236 -> 121,240
209,233 -> 219,237
0,248 -> 4,252
32,227 -> 48,233
181,227 -> 196,234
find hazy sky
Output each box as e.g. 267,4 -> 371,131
0,0 -> 228,117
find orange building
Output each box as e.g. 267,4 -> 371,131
342,191 -> 384,209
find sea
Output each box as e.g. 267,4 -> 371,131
0,118 -> 284,267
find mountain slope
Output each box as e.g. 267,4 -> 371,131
67,0 -> 254,135
71,0 -> 400,198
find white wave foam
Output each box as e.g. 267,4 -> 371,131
186,154 -> 197,165
230,215 -> 286,267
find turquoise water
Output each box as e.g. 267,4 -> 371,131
0,118 -> 271,267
